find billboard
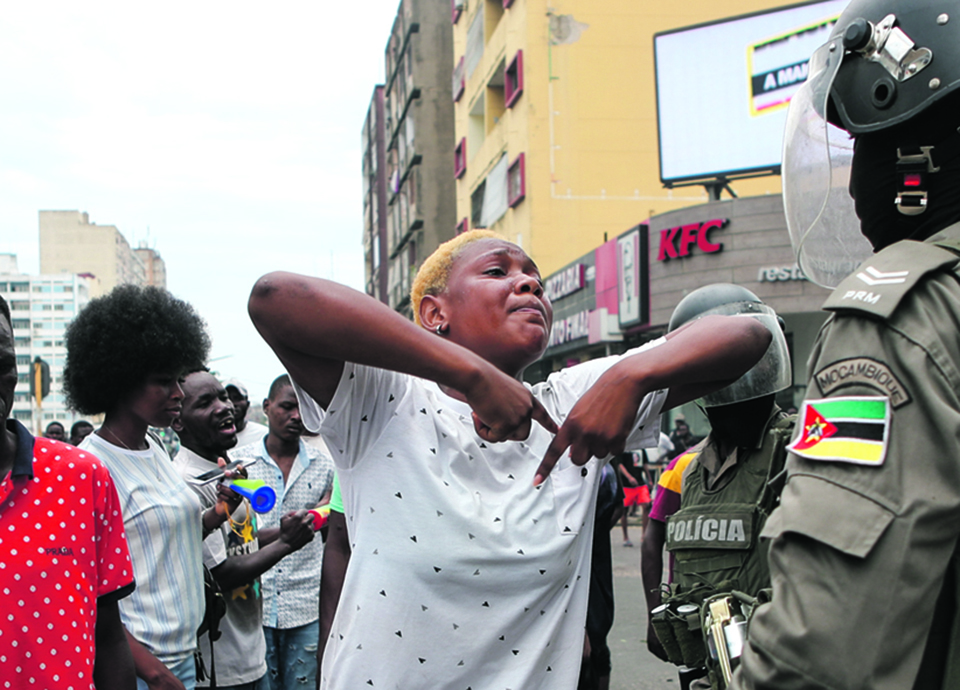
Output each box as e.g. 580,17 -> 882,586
654,0 -> 847,186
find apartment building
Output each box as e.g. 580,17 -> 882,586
134,243 -> 167,289
363,0 -> 457,317
362,86 -> 390,303
451,0 -> 792,277
39,210 -> 166,295
1,254 -> 94,434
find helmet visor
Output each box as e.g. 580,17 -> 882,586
694,302 -> 792,408
783,40 -> 873,288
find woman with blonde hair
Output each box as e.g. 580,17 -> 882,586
249,230 -> 769,689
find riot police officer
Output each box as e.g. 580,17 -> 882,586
733,2 -> 960,688
643,284 -> 794,690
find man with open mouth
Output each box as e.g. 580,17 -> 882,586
175,369 -> 316,690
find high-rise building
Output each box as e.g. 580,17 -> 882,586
133,243 -> 167,290
451,0 -> 790,278
39,210 -> 165,295
1,254 -> 94,434
362,86 -> 390,303
364,0 -> 457,317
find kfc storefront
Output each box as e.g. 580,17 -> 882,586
532,195 -> 833,435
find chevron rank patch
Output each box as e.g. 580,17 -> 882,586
855,266 -> 909,286
788,396 -> 890,466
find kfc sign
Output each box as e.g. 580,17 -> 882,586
656,218 -> 728,261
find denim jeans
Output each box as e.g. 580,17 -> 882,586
256,621 -> 319,690
137,654 -> 196,690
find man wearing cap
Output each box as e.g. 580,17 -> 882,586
225,378 -> 269,447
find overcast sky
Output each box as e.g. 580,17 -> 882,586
1,1 -> 404,401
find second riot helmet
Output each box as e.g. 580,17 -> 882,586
668,284 -> 791,408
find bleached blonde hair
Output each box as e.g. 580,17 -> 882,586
410,230 -> 504,325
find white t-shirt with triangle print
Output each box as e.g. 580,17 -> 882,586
295,340 -> 667,690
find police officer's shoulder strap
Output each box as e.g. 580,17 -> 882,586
757,413 -> 797,513
678,437 -> 710,484
932,235 -> 960,257
823,239 -> 960,320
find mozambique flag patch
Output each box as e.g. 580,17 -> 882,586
788,396 -> 890,466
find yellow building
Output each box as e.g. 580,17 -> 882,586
452,0 -> 791,277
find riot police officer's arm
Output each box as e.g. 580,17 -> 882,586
641,519 -> 669,661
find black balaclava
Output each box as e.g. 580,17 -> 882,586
849,90 -> 960,251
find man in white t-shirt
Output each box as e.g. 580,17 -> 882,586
174,370 -> 315,689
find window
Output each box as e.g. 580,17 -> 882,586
454,138 -> 467,179
469,93 -> 485,155
14,411 -> 32,421
10,283 -> 28,292
471,182 -> 486,229
11,319 -> 29,330
465,9 -> 484,78
508,153 -> 526,207
16,355 -> 30,366
14,337 -> 30,347
457,218 -> 469,235
505,50 -> 524,108
18,373 -> 29,384
452,57 -> 465,102
471,154 -> 509,228
10,301 -> 28,311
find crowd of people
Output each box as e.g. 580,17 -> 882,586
0,229 -> 770,690
5,4 -> 960,689
1,285 -> 336,690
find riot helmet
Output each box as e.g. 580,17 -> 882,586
783,0 -> 960,287
668,284 -> 791,408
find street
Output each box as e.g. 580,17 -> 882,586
606,517 -> 679,689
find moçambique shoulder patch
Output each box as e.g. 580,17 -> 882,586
814,358 -> 911,408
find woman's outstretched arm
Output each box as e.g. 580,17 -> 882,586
248,272 -> 556,441
535,314 -> 771,483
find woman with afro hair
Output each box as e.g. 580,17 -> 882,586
64,284 -> 240,690
249,230 -> 771,690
